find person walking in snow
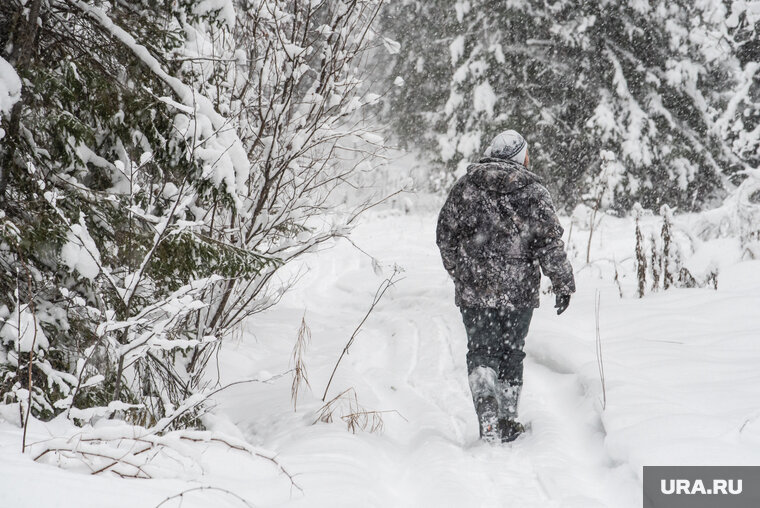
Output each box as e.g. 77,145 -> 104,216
436,130 -> 576,443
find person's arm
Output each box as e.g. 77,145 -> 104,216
436,191 -> 462,279
528,185 -> 576,297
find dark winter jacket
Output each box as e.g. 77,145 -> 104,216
436,157 -> 575,309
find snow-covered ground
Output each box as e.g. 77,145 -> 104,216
2,209 -> 759,507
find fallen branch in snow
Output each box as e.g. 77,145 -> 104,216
30,372 -> 301,488
739,412 -> 760,433
154,486 -> 255,508
33,425 -> 301,489
321,267 -> 402,401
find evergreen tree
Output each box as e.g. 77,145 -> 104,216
0,0 -> 386,426
717,3 -> 760,172
382,0 -> 754,211
0,0 -> 259,423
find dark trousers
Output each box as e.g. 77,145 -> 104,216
460,306 -> 533,419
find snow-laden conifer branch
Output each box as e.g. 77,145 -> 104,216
0,0 -> 391,486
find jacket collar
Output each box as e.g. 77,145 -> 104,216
466,157 -> 543,193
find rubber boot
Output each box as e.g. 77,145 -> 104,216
498,418 -> 526,443
476,395 -> 500,443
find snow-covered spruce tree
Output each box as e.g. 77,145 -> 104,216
382,0 -> 752,211
0,0 -> 385,428
0,1 -> 265,426
716,3 -> 760,173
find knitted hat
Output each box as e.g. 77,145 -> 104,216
484,130 -> 528,165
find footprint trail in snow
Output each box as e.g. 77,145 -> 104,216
214,213 -> 640,507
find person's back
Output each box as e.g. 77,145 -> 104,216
436,130 -> 575,443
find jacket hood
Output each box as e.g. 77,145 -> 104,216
465,157 -> 543,194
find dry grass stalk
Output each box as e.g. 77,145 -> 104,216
612,256 -> 624,299
314,387 -> 404,434
595,290 -> 607,410
291,316 -> 312,411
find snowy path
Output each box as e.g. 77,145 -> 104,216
3,211 -> 759,507
212,212 -> 640,507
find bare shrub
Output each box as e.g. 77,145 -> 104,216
633,204 -> 647,298
661,205 -> 675,290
